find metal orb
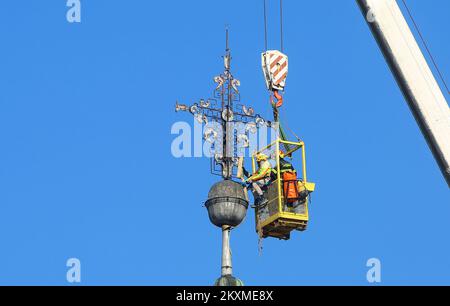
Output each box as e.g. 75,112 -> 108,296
205,180 -> 249,228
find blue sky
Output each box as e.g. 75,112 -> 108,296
0,0 -> 449,285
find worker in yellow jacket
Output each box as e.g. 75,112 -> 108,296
244,153 -> 272,206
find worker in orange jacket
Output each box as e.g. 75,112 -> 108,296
278,151 -> 299,205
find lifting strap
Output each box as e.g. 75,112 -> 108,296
272,102 -> 291,153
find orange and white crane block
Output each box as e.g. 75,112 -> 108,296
262,50 -> 288,92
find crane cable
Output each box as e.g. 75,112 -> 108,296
280,0 -> 284,52
263,0 -> 284,52
263,0 -> 268,51
401,0 -> 450,95
262,0 -> 294,150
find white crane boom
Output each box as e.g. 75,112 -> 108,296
356,0 -> 450,187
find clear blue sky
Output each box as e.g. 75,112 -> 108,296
0,0 -> 449,285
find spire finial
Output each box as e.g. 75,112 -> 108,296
224,27 -> 231,71
225,27 -> 229,52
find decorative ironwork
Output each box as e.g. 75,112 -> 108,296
176,31 -> 270,179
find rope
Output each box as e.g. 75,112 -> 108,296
257,212 -> 264,255
401,0 -> 450,95
283,118 -> 302,142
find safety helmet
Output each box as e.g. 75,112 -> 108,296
256,153 -> 268,162
279,150 -> 286,158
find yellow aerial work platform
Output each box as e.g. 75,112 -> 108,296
251,139 -> 315,240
